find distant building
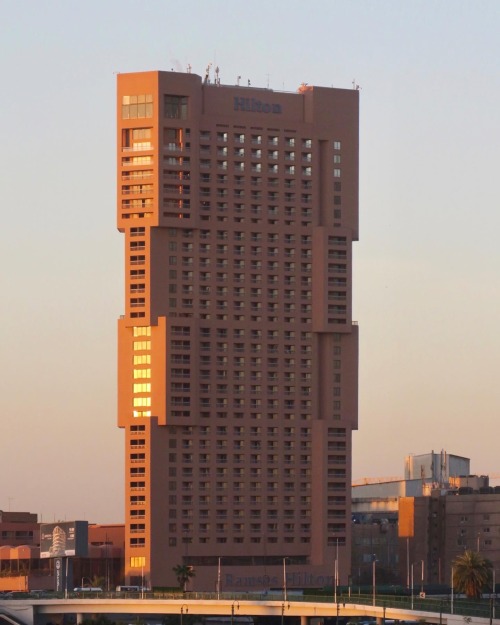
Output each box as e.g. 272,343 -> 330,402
351,450 -> 485,586
399,483 -> 500,586
351,512 -> 399,586
353,450 -> 471,506
0,511 -> 125,592
0,511 -> 37,524
404,450 -> 470,485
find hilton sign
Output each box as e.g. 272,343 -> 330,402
234,96 -> 282,114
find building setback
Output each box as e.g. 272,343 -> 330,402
116,70 -> 359,591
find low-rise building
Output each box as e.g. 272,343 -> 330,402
0,511 -> 125,591
351,450 -> 498,588
399,485 -> 500,586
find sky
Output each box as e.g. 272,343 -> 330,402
0,0 -> 499,523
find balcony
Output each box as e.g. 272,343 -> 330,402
122,143 -> 153,152
164,143 -> 189,153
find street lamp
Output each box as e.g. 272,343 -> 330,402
493,569 -> 496,620
180,604 -> 188,625
281,601 -> 290,625
217,557 -> 221,599
451,565 -> 454,615
411,563 -> 414,610
406,537 -> 410,590
371,554 -> 377,607
231,600 -> 239,625
334,538 -> 339,604
490,569 -> 496,625
283,557 -> 289,602
411,560 -> 424,609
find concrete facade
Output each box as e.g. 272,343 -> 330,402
116,70 -> 359,590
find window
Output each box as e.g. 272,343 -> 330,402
122,95 -> 153,119
164,95 -> 188,119
133,397 -> 151,407
133,341 -> 151,351
134,383 -> 151,393
133,327 -> 151,337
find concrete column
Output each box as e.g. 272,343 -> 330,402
300,617 -> 308,625
76,614 -> 84,625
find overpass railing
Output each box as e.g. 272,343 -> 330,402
343,593 -> 497,620
1,590 -> 498,621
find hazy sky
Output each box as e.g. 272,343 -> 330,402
1,0 -> 499,523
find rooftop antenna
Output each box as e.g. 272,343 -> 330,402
187,63 -> 192,74
237,75 -> 241,86
204,63 -> 212,84
352,79 -> 361,90
247,79 -> 251,87
266,73 -> 270,89
215,65 -> 220,86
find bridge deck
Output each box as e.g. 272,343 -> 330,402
1,594 -> 499,625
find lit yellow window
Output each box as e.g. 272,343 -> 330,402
134,355 -> 151,365
134,369 -> 151,379
130,556 -> 146,567
133,326 -> 151,337
133,410 -> 152,418
133,383 -> 151,393
133,397 -> 151,407
133,341 -> 151,351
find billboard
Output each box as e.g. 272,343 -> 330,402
398,497 -> 415,538
40,521 -> 89,559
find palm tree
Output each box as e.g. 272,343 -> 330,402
90,575 -> 105,589
452,550 -> 492,599
172,564 -> 195,592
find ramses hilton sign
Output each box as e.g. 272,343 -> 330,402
234,96 -> 282,114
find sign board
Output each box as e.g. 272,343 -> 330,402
40,521 -> 88,559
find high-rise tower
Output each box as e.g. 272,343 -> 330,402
117,70 -> 359,591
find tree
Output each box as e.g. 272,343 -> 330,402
90,575 -> 105,589
172,564 -> 195,592
452,550 -> 492,599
